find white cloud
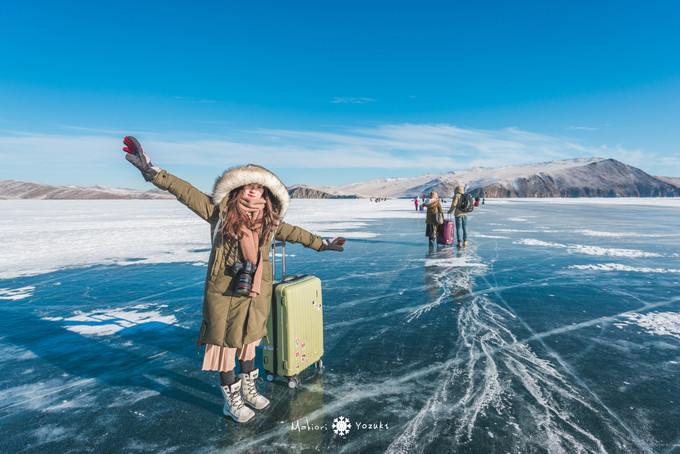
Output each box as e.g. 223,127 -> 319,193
0,133 -> 121,166
567,126 -> 598,131
0,124 -> 671,178
655,156 -> 680,177
596,144 -> 655,173
331,97 -> 375,104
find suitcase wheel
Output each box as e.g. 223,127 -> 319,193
315,359 -> 323,370
266,373 -> 274,382
287,376 -> 299,389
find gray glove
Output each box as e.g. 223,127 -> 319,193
319,237 -> 345,252
123,136 -> 161,182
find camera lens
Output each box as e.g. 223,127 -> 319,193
235,273 -> 252,296
233,261 -> 256,296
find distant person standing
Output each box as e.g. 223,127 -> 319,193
424,191 -> 443,246
448,185 -> 469,248
414,198 -> 419,211
474,196 -> 480,207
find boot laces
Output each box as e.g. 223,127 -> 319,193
243,376 -> 259,400
227,385 -> 245,410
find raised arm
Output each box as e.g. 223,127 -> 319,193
123,136 -> 216,222
152,171 -> 216,222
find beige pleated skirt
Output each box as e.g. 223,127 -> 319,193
202,339 -> 261,372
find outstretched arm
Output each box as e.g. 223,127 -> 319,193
424,199 -> 439,208
447,194 -> 460,214
275,222 -> 345,252
122,136 -> 215,222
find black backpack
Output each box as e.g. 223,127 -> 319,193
458,193 -> 475,213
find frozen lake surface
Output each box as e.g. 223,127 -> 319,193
1,198 -> 679,453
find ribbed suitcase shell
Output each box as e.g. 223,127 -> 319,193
263,275 -> 324,378
437,220 -> 455,245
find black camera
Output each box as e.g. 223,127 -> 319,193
230,261 -> 257,296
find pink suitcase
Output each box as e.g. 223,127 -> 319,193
437,219 -> 455,245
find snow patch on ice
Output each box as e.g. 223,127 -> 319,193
516,239 -> 562,248
485,197 -> 680,208
515,239 -> 662,258
615,312 -> 680,340
43,305 -> 178,336
0,286 -> 35,300
0,200 -> 210,279
576,229 -> 667,238
570,263 -> 680,274
475,234 -> 511,239
570,245 -> 661,258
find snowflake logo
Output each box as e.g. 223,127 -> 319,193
332,416 -> 351,436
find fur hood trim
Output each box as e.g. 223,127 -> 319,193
455,185 -> 465,194
212,164 -> 290,217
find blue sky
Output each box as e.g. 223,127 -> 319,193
1,0 -> 679,192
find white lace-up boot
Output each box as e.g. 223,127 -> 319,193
239,369 -> 270,410
220,379 -> 255,423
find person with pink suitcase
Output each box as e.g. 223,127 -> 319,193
424,191 -> 443,247
437,214 -> 456,246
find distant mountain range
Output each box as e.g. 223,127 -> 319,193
288,158 -> 680,198
287,185 -> 359,199
0,180 -> 175,200
2,158 -> 679,200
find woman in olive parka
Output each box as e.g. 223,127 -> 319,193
122,136 -> 345,423
424,190 -> 443,246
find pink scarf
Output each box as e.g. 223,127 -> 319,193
237,196 -> 266,297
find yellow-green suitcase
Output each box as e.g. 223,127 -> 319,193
263,241 -> 324,388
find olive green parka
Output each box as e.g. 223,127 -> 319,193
151,166 -> 323,349
424,198 -> 443,225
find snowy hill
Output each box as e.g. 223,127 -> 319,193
0,180 -> 175,200
287,184 -> 358,199
656,175 -> 680,188
291,158 -> 680,198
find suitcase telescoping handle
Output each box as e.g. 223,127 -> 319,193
271,241 -> 287,280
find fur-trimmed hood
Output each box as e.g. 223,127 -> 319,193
212,164 -> 290,217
